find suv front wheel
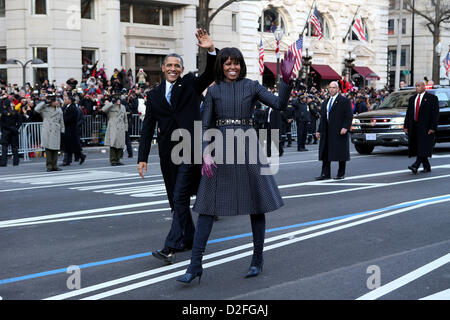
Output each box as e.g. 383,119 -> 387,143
355,144 -> 375,155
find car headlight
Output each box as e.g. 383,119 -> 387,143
352,118 -> 361,125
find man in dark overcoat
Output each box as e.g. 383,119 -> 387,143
0,99 -> 22,166
316,81 -> 353,180
404,80 -> 439,174
292,94 -> 311,151
137,30 -> 217,264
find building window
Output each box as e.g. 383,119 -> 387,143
0,0 -> 5,18
389,0 -> 396,9
0,47 -> 6,64
33,68 -> 48,85
33,47 -> 48,63
82,49 -> 96,66
232,13 -> 237,32
135,54 -> 165,86
388,48 -> 408,67
81,0 -> 95,20
32,0 -> 47,15
258,8 -> 286,33
388,19 -> 395,35
133,4 -> 172,26
401,18 -> 406,34
120,2 -> 131,22
0,47 -> 6,86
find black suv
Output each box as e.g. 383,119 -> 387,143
350,87 -> 450,154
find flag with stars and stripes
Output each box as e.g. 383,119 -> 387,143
309,6 -> 323,40
289,36 -> 303,76
352,14 -> 367,42
259,38 -> 264,75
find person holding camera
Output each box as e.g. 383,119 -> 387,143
35,94 -> 65,172
0,98 -> 22,167
102,96 -> 128,166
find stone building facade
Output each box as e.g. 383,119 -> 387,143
0,0 -> 391,89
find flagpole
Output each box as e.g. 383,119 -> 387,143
342,5 -> 360,43
300,0 -> 316,37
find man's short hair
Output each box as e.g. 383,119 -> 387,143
162,53 -> 184,68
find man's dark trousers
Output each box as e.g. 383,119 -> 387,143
165,163 -> 195,250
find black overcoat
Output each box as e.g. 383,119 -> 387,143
318,94 -> 353,161
138,51 -> 217,209
404,92 -> 439,158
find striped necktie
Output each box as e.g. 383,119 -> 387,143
166,83 -> 174,106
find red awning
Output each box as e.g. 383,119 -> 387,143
310,64 -> 341,80
353,66 -> 380,80
264,62 -> 278,77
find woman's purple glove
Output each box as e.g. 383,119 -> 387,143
201,154 -> 217,178
280,50 -> 297,85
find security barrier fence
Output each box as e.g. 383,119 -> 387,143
1,114 -> 309,161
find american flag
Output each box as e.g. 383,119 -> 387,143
444,52 -> 450,77
289,36 -> 303,76
309,6 -> 323,40
258,38 -> 264,76
352,14 -> 366,42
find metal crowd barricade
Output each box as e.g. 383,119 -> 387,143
19,122 -> 45,162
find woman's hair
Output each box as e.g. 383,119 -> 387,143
214,47 -> 247,83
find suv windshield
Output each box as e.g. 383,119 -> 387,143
377,91 -> 414,110
376,89 -> 450,110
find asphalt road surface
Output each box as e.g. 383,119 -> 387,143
0,142 -> 449,302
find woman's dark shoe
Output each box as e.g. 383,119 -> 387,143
176,272 -> 202,284
245,265 -> 263,278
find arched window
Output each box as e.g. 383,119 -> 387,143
258,8 -> 286,33
305,12 -> 330,39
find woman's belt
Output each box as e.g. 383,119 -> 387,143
216,119 -> 254,126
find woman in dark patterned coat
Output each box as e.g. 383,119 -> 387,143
177,48 -> 296,284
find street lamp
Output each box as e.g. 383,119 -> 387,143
302,41 -> 313,90
344,46 -> 355,83
6,58 -> 45,89
274,25 -> 284,87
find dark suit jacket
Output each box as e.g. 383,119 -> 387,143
404,91 -> 439,158
318,94 -> 353,161
138,50 -> 217,209
292,99 -> 311,122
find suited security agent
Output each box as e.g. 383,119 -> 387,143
404,80 -> 439,174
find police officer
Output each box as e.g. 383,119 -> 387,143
0,99 -> 22,166
292,94 -> 311,151
284,102 -> 295,147
306,95 -> 320,145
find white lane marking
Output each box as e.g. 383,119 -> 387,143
0,199 -> 169,227
283,173 -> 450,199
44,194 -> 450,300
357,253 -> 450,300
72,180 -> 164,191
0,174 -> 163,193
419,288 -> 450,300
2,168 -> 450,228
1,208 -> 172,229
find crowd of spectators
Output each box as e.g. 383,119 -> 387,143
0,63 -> 153,125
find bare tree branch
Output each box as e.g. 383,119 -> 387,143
209,0 -> 237,24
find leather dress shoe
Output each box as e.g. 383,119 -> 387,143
421,168 -> 431,173
152,248 -> 176,264
79,154 -> 86,165
334,175 -> 345,180
315,175 -> 331,181
408,165 -> 418,174
61,162 -> 70,166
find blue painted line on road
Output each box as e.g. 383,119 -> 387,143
1,195 -> 449,286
